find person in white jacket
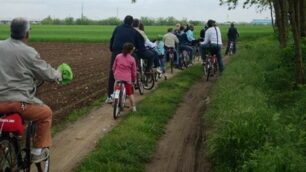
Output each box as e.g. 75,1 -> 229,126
200,20 -> 224,73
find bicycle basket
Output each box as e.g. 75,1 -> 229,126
0,113 -> 25,135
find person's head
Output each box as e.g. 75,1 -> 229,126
10,17 -> 31,41
122,42 -> 135,56
207,19 -> 216,28
167,28 -> 173,33
231,23 -> 235,27
123,15 -> 133,25
179,26 -> 185,32
175,23 -> 181,31
139,23 -> 144,31
190,24 -> 194,31
132,18 -> 140,28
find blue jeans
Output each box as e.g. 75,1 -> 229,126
200,44 -> 224,73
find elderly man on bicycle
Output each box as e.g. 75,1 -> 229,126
0,18 -> 72,163
200,20 -> 224,73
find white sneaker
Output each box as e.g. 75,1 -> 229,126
156,68 -> 162,74
105,97 -> 113,104
132,106 -> 137,112
32,148 -> 50,163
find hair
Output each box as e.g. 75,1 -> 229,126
139,23 -> 144,31
175,23 -> 181,29
132,18 -> 140,28
122,43 -> 135,56
179,26 -> 185,32
231,23 -> 235,27
167,28 -> 173,33
123,15 -> 133,25
10,17 -> 30,40
207,19 -> 216,28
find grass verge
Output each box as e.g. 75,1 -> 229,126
75,65 -> 203,172
204,38 -> 306,171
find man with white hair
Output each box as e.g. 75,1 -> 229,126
0,18 -> 72,163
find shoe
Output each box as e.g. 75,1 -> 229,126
164,74 -> 168,80
156,68 -> 162,74
105,97 -> 113,104
132,106 -> 137,112
32,148 -> 50,163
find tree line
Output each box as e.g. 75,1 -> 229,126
219,0 -> 306,84
40,16 -> 202,26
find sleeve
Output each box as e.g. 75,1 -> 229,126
24,52 -> 61,82
112,55 -> 118,73
203,29 -> 210,45
174,35 -> 179,43
145,39 -> 156,48
109,26 -> 118,52
131,57 -> 137,82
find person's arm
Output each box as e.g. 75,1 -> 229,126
131,56 -> 137,82
109,26 -> 118,52
145,39 -> 156,48
203,29 -> 210,45
24,52 -> 61,82
174,35 -> 179,44
112,55 -> 118,73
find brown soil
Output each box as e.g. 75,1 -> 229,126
145,78 -> 216,172
30,43 -> 111,122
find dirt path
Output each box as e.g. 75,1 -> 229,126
145,56 -> 231,172
50,69 -> 180,172
145,78 -> 216,172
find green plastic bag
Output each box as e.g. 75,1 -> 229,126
58,63 -> 73,85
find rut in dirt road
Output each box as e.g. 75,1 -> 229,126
145,78 -> 216,172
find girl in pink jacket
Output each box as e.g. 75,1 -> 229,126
112,43 -> 137,112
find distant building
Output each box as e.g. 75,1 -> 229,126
251,19 -> 272,25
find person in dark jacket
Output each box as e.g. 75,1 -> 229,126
225,23 -> 239,55
106,15 -> 143,103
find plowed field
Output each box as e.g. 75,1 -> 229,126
31,43 -> 111,123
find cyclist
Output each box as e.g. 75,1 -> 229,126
177,25 -> 193,66
138,22 -> 161,74
112,43 -> 137,112
225,23 -> 239,55
132,19 -> 155,74
200,19 -> 224,73
0,18 -> 73,163
154,36 -> 166,78
163,28 -> 179,68
106,15 -> 143,104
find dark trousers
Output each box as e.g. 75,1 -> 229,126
225,40 -> 236,55
107,51 -> 120,97
135,49 -> 154,72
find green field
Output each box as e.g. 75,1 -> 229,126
0,24 -> 273,43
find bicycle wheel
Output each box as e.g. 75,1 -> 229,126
0,137 -> 18,172
143,72 -> 155,90
206,65 -> 211,81
25,123 -> 50,172
136,73 -> 144,95
113,98 -> 120,120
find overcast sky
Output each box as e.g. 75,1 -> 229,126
0,0 -> 270,22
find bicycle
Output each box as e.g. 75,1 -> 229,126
135,69 -> 144,95
0,82 -> 50,172
0,115 -> 50,172
228,41 -> 235,55
113,81 -> 127,119
165,47 -> 175,74
202,54 -> 218,81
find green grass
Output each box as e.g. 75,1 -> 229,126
204,38 -> 306,171
75,65 -> 203,172
0,24 -> 273,43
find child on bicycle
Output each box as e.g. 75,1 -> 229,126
154,35 -> 166,78
112,43 -> 137,112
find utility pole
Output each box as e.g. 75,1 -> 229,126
81,3 -> 84,19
